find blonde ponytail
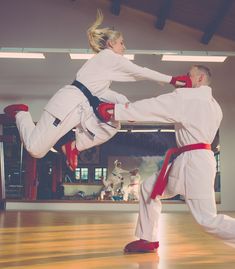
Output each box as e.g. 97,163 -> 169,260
87,9 -> 122,53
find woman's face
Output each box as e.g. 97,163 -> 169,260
108,36 -> 126,55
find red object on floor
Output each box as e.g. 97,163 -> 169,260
124,239 -> 159,253
4,104 -> 28,118
65,141 -> 79,171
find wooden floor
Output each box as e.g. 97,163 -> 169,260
0,210 -> 235,269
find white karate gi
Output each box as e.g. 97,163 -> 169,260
115,86 -> 235,248
15,49 -> 171,158
128,171 -> 141,201
110,166 -> 128,184
100,178 -> 114,200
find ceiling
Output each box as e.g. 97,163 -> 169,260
0,0 -> 235,119
111,0 -> 235,43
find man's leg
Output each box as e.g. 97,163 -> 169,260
135,173 -> 162,242
124,173 -> 162,253
186,197 -> 235,248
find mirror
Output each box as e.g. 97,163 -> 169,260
3,122 -> 221,203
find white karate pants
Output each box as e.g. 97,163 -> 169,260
135,173 -> 235,248
16,108 -> 118,158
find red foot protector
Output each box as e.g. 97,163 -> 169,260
4,104 -> 29,118
65,141 -> 80,171
124,239 -> 159,253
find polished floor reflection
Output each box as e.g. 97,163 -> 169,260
0,210 -> 235,269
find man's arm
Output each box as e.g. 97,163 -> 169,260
98,92 -> 182,124
115,93 -> 182,123
97,74 -> 192,122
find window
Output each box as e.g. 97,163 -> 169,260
75,168 -> 81,181
94,167 -> 107,181
75,167 -> 89,182
214,153 -> 220,172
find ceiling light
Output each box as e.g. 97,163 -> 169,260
70,53 -> 94,59
117,129 -> 158,133
117,130 -> 128,132
162,55 -> 227,62
0,52 -> 45,59
70,53 -> 134,60
117,127 -> 176,133
159,129 -> 175,133
131,129 -> 158,133
124,54 -> 135,60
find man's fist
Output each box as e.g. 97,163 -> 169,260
170,75 -> 192,88
97,102 -> 115,122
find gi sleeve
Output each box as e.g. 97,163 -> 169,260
100,89 -> 130,104
115,91 -> 182,124
110,53 -> 172,83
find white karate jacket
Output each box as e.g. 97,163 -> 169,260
44,49 -> 172,122
115,86 -> 223,199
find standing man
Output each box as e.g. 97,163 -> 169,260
128,168 -> 141,201
109,160 -> 129,193
98,65 -> 235,252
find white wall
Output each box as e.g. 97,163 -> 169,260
63,184 -> 102,196
1,0 -> 235,211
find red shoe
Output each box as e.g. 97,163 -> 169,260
4,104 -> 28,118
65,141 -> 79,171
124,239 -> 159,253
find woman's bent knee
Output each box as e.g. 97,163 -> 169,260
25,144 -> 47,158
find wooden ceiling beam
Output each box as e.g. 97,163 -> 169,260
110,0 -> 121,16
155,0 -> 173,30
201,0 -> 233,44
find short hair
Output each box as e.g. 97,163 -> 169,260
192,65 -> 212,85
87,9 -> 122,53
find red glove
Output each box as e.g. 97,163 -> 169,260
170,75 -> 192,88
97,102 -> 115,122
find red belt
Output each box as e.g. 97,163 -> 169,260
150,143 -> 211,199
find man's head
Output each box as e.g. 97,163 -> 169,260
130,168 -> 139,175
114,160 -> 122,167
189,65 -> 212,87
